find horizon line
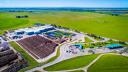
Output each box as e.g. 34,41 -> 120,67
0,7 -> 128,8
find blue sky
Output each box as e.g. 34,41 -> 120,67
0,0 -> 128,8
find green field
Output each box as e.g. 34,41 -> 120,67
85,37 -> 93,43
69,70 -> 85,72
88,54 -> 128,72
0,11 -> 128,41
44,54 -> 99,71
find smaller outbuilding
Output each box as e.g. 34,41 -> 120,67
34,31 -> 42,35
34,23 -> 44,27
16,31 -> 25,35
106,44 -> 123,49
73,44 -> 83,49
27,32 -> 34,35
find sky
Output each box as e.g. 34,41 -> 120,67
0,0 -> 128,8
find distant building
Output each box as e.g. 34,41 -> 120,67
27,31 -> 34,35
73,44 -> 83,49
34,31 -> 42,35
16,31 -> 25,35
106,44 -> 123,49
34,23 -> 44,27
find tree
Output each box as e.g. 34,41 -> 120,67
24,15 -> 28,18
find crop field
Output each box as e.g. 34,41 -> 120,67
0,11 -> 128,41
88,54 -> 128,72
44,54 -> 99,71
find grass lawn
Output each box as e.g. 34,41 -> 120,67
69,70 -> 85,72
85,37 -> 93,43
9,41 -> 40,72
88,54 -> 128,72
44,54 -> 99,71
0,11 -> 128,42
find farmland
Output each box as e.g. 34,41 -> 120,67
0,11 -> 128,41
0,9 -> 127,72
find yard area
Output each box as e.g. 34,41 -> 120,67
44,54 -> 99,71
88,54 -> 128,72
17,36 -> 58,59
